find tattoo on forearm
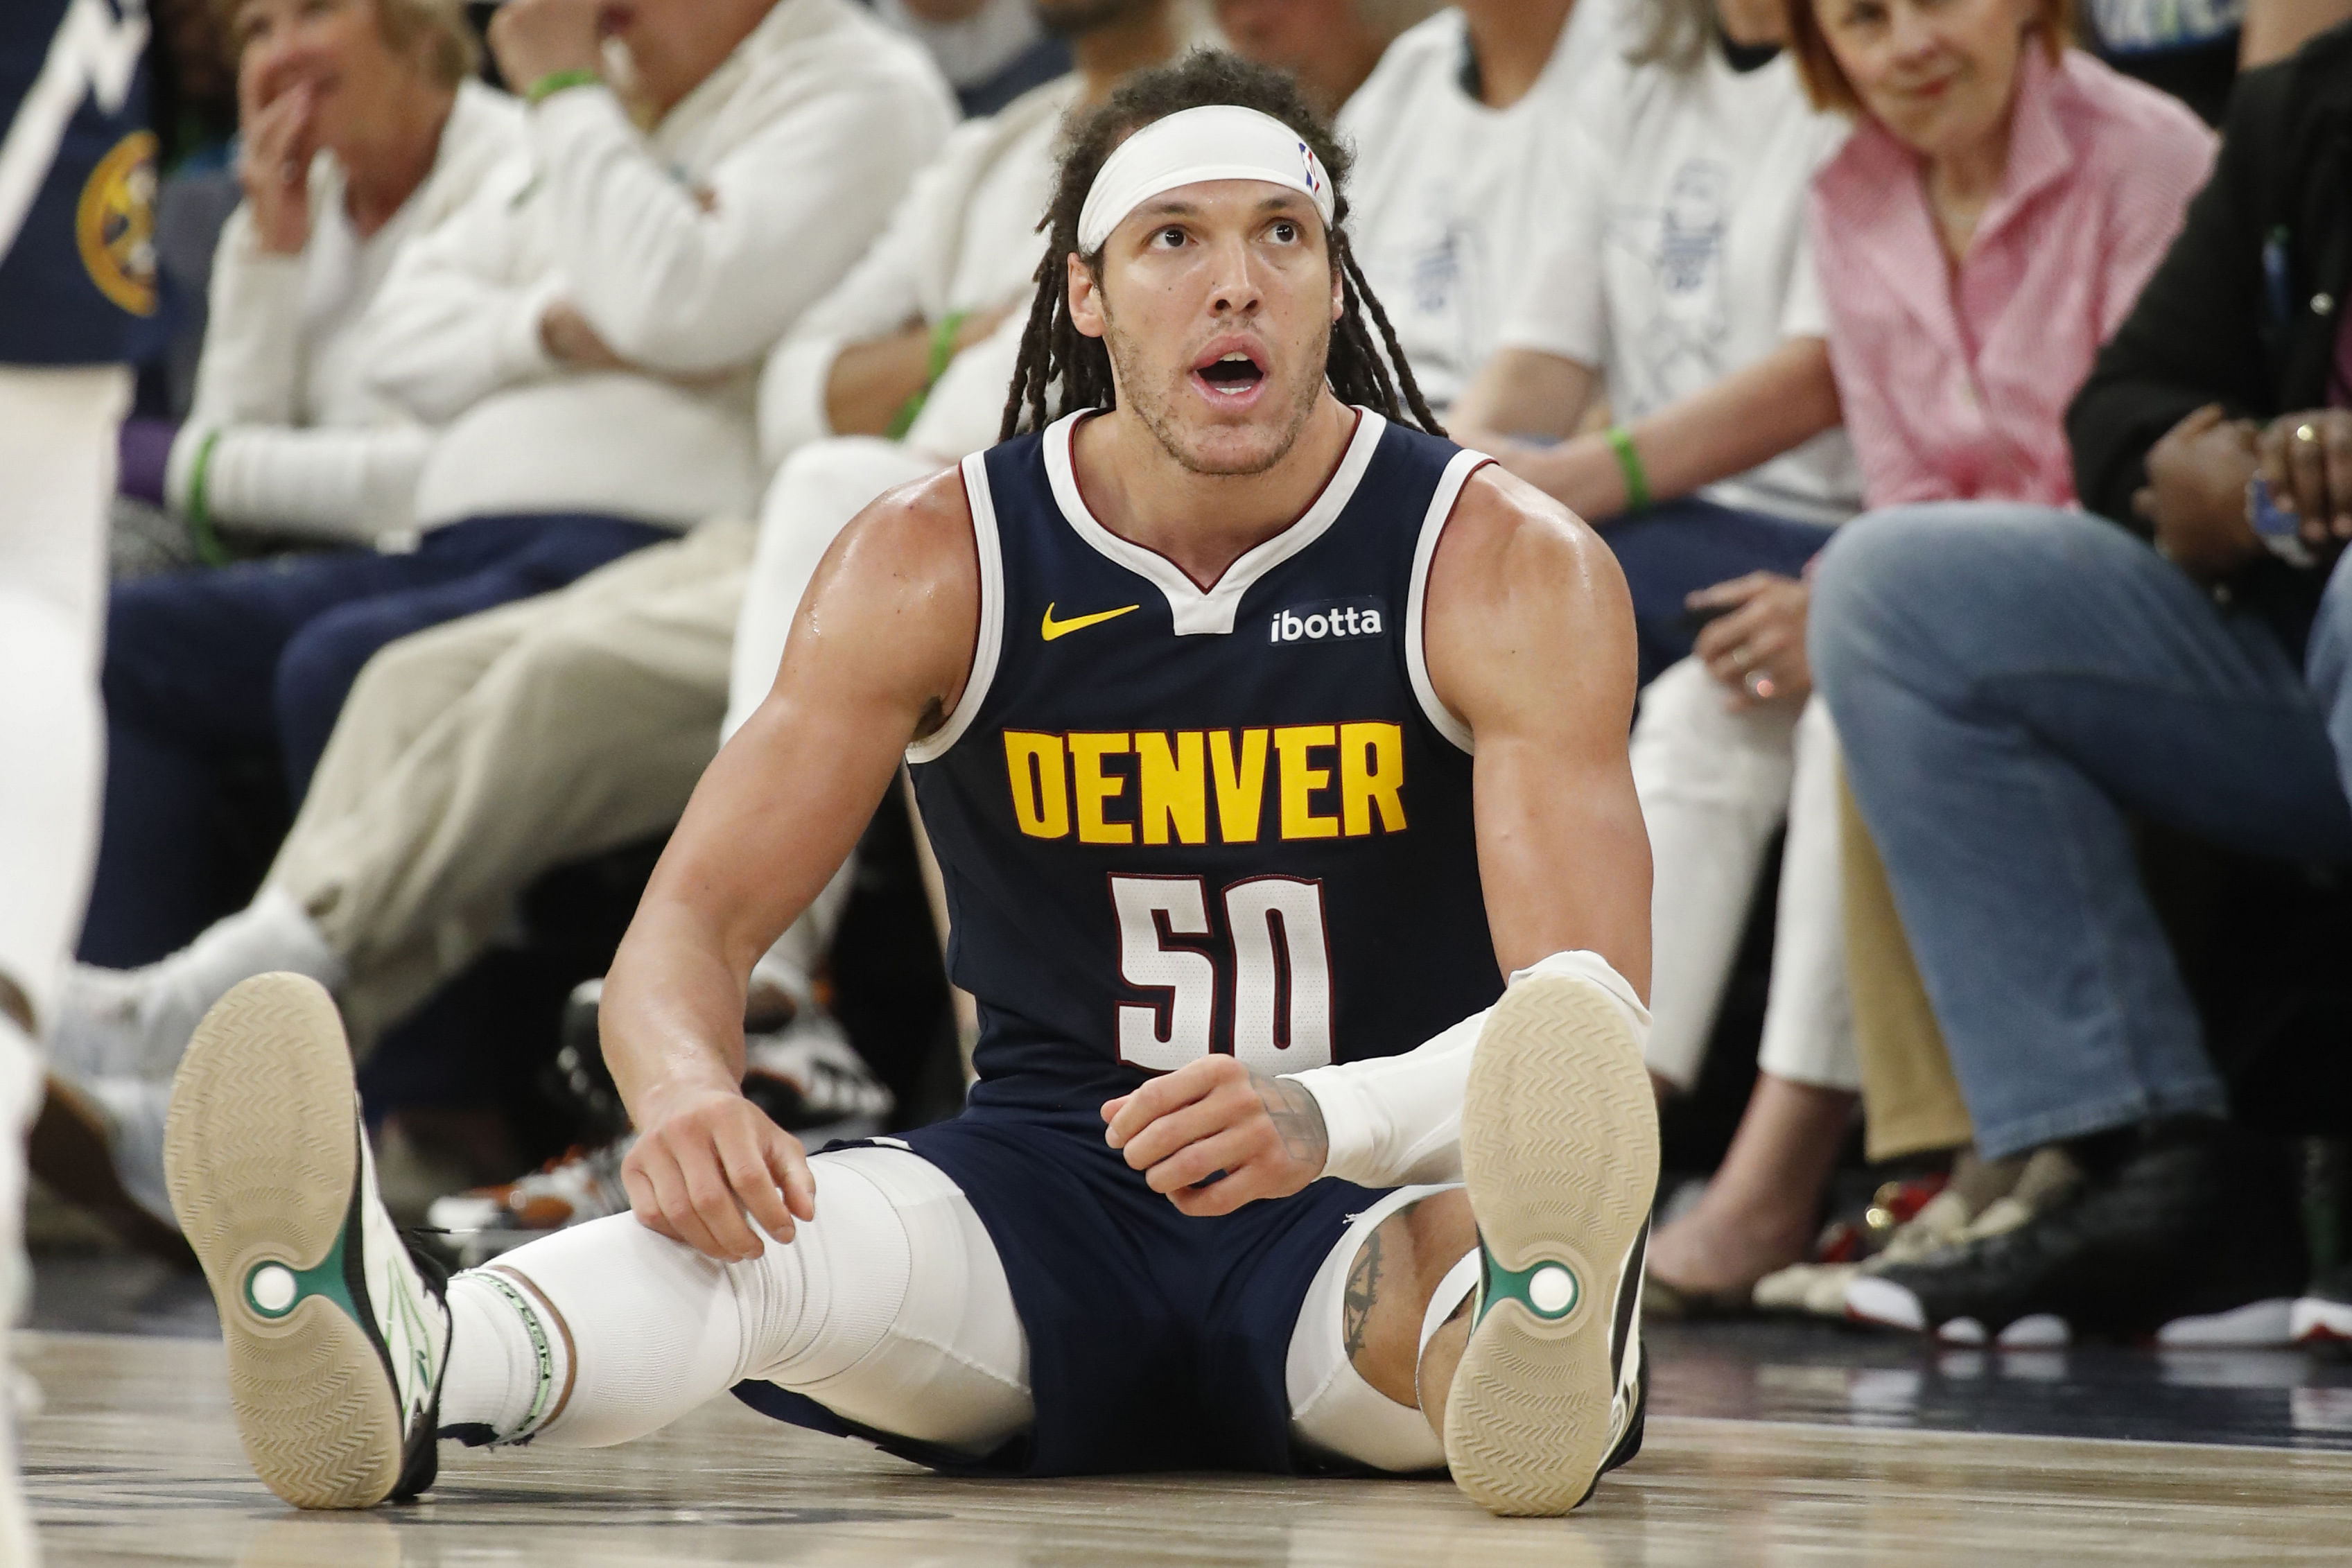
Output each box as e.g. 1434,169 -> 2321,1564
1343,1228 -> 1382,1361
1255,1071 -> 1330,1167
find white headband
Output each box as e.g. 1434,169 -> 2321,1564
1076,104 -> 1335,255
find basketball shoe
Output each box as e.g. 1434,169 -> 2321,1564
1444,969 -> 1658,1515
162,973 -> 450,1509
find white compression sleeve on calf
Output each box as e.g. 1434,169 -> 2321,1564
1286,950 -> 1651,1190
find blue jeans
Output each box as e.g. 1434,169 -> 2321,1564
1596,496 -> 1837,686
82,512 -> 670,965
1811,503 -> 2352,1159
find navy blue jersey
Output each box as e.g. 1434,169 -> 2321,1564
908,408 -> 1506,1114
0,0 -> 155,365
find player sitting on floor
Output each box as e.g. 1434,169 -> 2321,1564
157,53 -> 1662,1519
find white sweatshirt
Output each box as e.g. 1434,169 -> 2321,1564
1338,1 -> 1628,413
758,73 -> 1074,469
164,80 -> 524,545
363,0 -> 955,532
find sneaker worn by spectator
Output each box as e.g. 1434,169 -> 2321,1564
48,889 -> 341,1084
2294,1262 -> 2352,1345
1754,1151 -> 2030,1316
1844,1120 -> 2306,1347
1771,1150 -> 2059,1318
428,999 -> 890,1264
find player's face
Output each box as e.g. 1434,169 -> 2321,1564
1070,180 -> 1346,478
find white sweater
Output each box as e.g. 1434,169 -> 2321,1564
364,0 -> 955,532
758,73 -> 1074,469
164,80 -> 523,544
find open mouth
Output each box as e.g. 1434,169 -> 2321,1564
1193,347 -> 1267,399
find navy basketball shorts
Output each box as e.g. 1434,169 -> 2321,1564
732,1103 -> 1397,1476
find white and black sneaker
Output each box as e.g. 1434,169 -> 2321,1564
162,973 -> 451,1510
1444,969 -> 1659,1516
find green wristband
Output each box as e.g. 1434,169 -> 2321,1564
885,311 -> 971,441
184,429 -> 231,567
1605,424 -> 1651,514
525,68 -> 600,106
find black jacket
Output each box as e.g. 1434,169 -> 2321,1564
2066,21 -> 2352,656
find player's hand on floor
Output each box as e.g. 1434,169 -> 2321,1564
620,1084 -> 816,1262
1102,1056 -> 1329,1217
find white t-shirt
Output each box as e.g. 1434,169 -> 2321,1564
1497,46 -> 1860,524
1337,1 -> 1627,415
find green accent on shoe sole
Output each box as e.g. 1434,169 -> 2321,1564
242,1221 -> 358,1325
1474,1237 -> 1580,1325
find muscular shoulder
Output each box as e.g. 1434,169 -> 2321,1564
1433,464 -> 1627,627
792,461 -> 979,726
1423,464 -> 1635,737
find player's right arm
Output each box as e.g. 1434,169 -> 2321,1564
599,468 -> 980,1262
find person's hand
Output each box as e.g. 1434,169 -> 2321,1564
1101,1056 -> 1328,1217
2134,403 -> 2263,582
235,77 -> 317,254
487,0 -> 607,91
2255,408 -> 2352,549
1691,572 -> 1810,708
540,299 -> 631,372
620,1082 -> 816,1262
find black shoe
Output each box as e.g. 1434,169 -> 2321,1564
1846,1119 -> 2306,1347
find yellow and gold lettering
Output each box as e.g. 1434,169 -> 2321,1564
1275,725 -> 1339,839
1068,732 -> 1134,844
1339,722 -> 1407,835
1137,731 -> 1208,845
1210,729 -> 1269,843
1002,731 -> 1069,839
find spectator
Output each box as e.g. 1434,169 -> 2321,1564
1210,0 -> 1440,113
876,0 -> 1074,116
77,0 -> 954,973
1799,13 -> 2350,1349
1443,0 -> 1858,1314
44,0 -> 1175,1246
155,0 -> 522,552
1339,0 -> 1631,414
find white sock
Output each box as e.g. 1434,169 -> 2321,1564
439,1266 -> 572,1445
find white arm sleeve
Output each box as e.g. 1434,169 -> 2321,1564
1284,950 -> 1651,1190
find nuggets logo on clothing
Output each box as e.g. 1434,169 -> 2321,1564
76,128 -> 156,315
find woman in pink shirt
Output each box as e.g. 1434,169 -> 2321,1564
1645,0 -> 2214,1310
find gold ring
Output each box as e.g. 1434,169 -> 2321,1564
1746,672 -> 1775,700
2297,422 -> 2321,444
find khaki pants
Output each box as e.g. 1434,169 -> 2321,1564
1840,775 -> 1974,1160
268,520 -> 753,1045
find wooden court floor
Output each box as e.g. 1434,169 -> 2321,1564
21,1330 -> 2352,1567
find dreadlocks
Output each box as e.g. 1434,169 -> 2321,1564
999,49 -> 1443,443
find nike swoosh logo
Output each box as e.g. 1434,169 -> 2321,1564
1040,602 -> 1140,641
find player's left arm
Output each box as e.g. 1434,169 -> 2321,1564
1424,466 -> 1650,988
1104,467 -> 1649,1215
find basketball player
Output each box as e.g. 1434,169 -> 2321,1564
159,55 -> 1660,1518
2,1 -> 155,1559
